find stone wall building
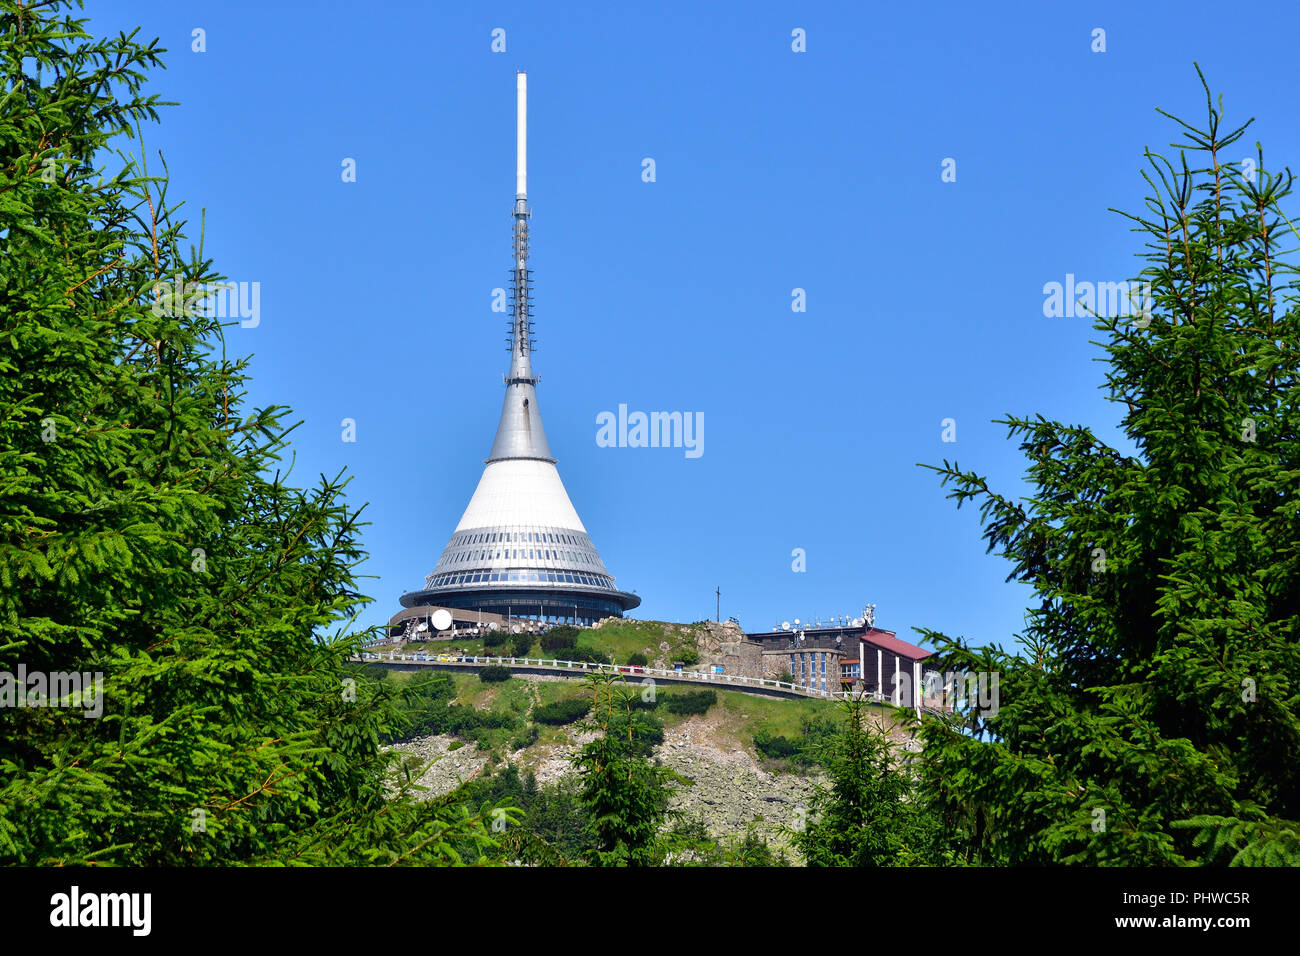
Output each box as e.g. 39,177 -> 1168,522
748,622 -> 934,702
719,640 -> 763,678
761,646 -> 845,692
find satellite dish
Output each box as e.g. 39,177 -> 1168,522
431,609 -> 452,631
781,621 -> 791,631
793,618 -> 801,626
487,622 -> 499,631
511,624 -> 521,634
852,618 -> 864,627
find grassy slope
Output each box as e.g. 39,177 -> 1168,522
586,619 -> 706,664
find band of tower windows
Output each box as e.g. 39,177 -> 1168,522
422,524 -> 621,593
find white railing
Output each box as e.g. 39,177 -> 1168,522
351,653 -> 882,700
351,652 -> 957,711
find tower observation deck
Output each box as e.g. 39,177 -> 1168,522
399,72 -> 640,626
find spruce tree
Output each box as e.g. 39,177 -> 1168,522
792,698 -> 955,866
917,71 -> 1300,865
570,674 -> 674,866
0,0 -> 500,865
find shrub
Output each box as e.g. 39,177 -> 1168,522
483,629 -> 508,649
448,740 -> 464,751
572,646 -> 611,665
664,690 -> 717,716
751,714 -> 838,767
383,676 -> 519,741
479,664 -> 512,683
753,730 -> 799,761
676,646 -> 701,666
799,713 -> 840,761
406,672 -> 456,700
534,697 -> 591,726
541,626 -> 582,651
510,725 -> 539,750
471,709 -> 520,730
627,652 -> 649,667
509,634 -> 534,658
545,646 -> 610,665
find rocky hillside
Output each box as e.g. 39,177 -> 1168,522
392,699 -> 833,856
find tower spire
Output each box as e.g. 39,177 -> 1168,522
489,70 -> 551,462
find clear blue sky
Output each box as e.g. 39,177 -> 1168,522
90,1 -> 1300,649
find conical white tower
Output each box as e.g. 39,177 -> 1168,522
400,73 -> 639,626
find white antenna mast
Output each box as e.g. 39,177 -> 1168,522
516,71 -> 527,200
507,71 -> 536,379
